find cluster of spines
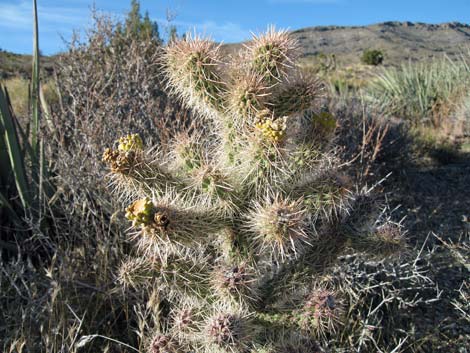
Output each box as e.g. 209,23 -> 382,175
102,133 -> 177,201
162,32 -> 226,121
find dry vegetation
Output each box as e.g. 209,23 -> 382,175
1,3 -> 469,353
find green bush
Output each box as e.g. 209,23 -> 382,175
361,49 -> 384,66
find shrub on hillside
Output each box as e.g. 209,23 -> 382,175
361,49 -> 384,66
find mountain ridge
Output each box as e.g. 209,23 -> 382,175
289,21 -> 470,66
2,21 -> 470,79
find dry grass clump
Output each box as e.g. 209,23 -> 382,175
2,76 -> 30,116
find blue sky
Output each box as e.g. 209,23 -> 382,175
1,0 -> 470,55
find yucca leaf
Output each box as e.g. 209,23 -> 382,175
0,86 -> 31,210
4,87 -> 37,163
31,0 -> 40,157
0,110 -> 11,186
30,0 -> 47,220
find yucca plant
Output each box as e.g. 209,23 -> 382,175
0,0 -> 52,249
367,55 -> 470,127
102,27 -> 402,351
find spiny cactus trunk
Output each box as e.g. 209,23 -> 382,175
102,27 -> 404,352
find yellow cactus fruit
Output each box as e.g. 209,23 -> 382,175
118,133 -> 143,152
255,116 -> 288,143
125,197 -> 155,227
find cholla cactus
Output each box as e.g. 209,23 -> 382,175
103,27 -> 396,351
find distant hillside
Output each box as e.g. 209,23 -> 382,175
293,21 -> 470,66
224,21 -> 470,67
0,50 -> 55,79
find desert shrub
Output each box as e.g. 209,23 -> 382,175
1,4 -> 191,352
98,27 -> 404,352
54,12 -> 189,152
327,247 -> 467,351
0,215 -> 133,352
361,49 -> 384,66
367,56 -> 470,127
